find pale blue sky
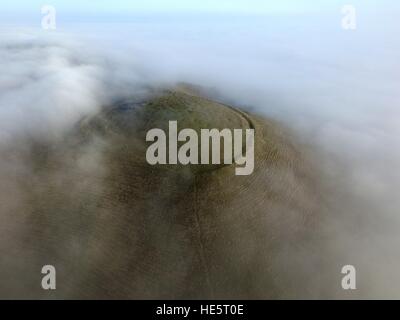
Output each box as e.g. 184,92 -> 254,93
0,0 -> 392,25
1,0 -> 382,15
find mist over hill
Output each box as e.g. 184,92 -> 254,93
1,6 -> 400,298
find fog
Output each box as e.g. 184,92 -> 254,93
1,6 -> 400,298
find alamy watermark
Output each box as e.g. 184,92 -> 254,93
41,265 -> 56,290
146,121 -> 255,176
41,5 -> 56,30
341,5 -> 357,30
341,265 -> 356,290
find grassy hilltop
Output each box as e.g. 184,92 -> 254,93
1,86 -> 322,299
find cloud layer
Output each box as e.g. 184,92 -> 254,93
0,8 -> 400,297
